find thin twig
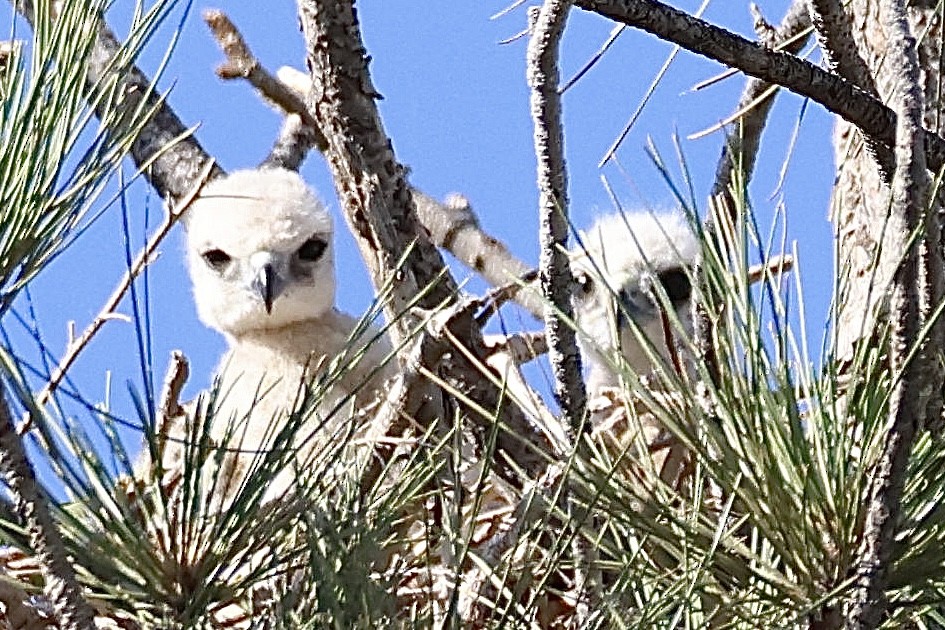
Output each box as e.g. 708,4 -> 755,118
0,384 -> 97,628
529,0 -> 585,436
746,254 -> 794,285
528,2 -> 594,623
31,160 -> 215,417
413,191 -> 542,318
203,8 -> 329,154
155,350 -> 190,463
483,331 -> 548,365
847,1 -> 929,626
709,0 -> 810,202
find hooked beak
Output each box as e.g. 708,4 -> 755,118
249,253 -> 283,314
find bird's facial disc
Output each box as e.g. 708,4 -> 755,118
573,264 -> 694,374
195,232 -> 333,334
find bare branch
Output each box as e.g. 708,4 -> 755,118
528,0 -> 586,433
483,331 -> 548,365
710,0 -> 810,203
807,0 -> 894,178
413,192 -> 543,318
155,350 -> 190,460
528,2 -> 594,622
30,161 -> 215,417
696,3 -> 807,386
0,385 -> 96,628
261,114 -> 319,171
296,0 -> 550,482
573,0 -> 945,173
296,1 -> 454,340
847,1 -> 929,626
203,8 -> 329,154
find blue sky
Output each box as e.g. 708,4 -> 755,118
7,1 -> 836,458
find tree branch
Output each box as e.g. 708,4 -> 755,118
296,0 -> 550,481
573,0 -> 945,173
528,0 -> 586,436
203,8 -> 328,154
413,192 -> 543,318
528,2 -> 594,622
0,385 -> 96,628
847,1 -> 929,626
807,0 -> 894,177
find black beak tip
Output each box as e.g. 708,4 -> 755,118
255,263 -> 277,315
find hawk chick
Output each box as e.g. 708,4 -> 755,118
572,211 -> 699,392
182,168 -> 393,493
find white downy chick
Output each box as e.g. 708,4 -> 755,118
182,167 -> 393,496
572,211 -> 699,393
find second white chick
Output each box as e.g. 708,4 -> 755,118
572,211 -> 699,392
183,167 -> 394,497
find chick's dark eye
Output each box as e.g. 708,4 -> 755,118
656,266 -> 691,305
202,248 -> 231,270
576,273 -> 594,296
297,236 -> 327,262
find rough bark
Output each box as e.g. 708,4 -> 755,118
847,1 -> 929,623
807,0 -> 894,178
528,0 -> 586,432
296,0 -> 550,480
820,0 -> 945,365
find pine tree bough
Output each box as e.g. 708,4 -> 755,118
0,386 -> 97,628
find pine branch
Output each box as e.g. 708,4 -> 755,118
0,385 -> 96,628
847,1 -> 930,626
528,3 -> 595,622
